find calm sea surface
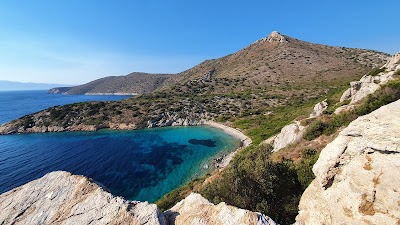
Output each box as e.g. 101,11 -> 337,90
0,90 -> 240,202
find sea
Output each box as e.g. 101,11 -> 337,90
0,90 -> 240,202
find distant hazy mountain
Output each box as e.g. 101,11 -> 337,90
48,73 -> 173,95
0,80 -> 72,91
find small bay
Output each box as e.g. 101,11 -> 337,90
0,126 -> 240,202
0,90 -> 240,202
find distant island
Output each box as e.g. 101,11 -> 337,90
0,80 -> 71,91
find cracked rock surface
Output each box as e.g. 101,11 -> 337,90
0,171 -> 166,225
295,99 -> 400,225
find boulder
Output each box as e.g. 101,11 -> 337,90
0,171 -> 166,225
309,100 -> 328,118
295,99 -> 400,225
272,121 -> 306,152
164,193 -> 277,225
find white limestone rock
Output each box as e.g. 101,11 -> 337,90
338,52 -> 400,107
295,99 -> 400,225
0,171 -> 166,225
272,121 -> 306,152
164,193 -> 277,225
309,100 -> 328,118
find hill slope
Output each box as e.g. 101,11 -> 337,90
0,32 -> 390,136
163,31 -> 389,95
49,72 -> 173,95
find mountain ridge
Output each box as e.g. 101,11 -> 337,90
49,72 -> 173,95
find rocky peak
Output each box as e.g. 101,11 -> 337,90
266,31 -> 288,42
253,31 -> 288,45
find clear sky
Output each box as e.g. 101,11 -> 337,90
1,0 -> 399,85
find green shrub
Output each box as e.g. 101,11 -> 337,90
366,67 -> 386,76
296,149 -> 319,190
303,120 -> 327,141
200,144 -> 303,225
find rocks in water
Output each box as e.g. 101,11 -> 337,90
295,99 -> 400,225
188,139 -> 216,147
0,171 -> 166,225
309,100 -> 328,118
164,193 -> 277,225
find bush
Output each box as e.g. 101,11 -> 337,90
303,120 -> 327,141
200,144 -> 303,225
366,67 -> 386,76
296,149 -> 319,190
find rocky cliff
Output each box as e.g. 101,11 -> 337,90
164,193 -> 276,225
0,171 -> 166,225
0,171 -> 276,225
295,99 -> 400,224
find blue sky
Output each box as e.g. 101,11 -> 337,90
1,0 -> 399,84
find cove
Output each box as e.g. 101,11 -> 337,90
0,126 -> 240,202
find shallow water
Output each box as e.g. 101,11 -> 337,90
0,126 -> 240,202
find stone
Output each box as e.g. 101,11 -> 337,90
164,193 -> 277,225
0,171 -> 166,225
272,121 -> 306,152
309,100 -> 328,118
339,52 -> 400,106
295,99 -> 400,225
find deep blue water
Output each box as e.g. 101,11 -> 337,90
0,90 -> 130,124
0,90 -> 240,202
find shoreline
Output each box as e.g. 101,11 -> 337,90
205,121 -> 252,168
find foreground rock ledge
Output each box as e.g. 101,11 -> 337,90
0,171 -> 276,225
295,99 -> 400,225
0,171 -> 166,225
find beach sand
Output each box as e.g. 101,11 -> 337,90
206,121 -> 252,168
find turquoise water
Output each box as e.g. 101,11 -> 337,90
0,126 -> 240,202
0,90 -> 241,202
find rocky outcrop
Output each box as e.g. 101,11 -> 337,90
295,99 -> 400,225
256,31 -> 288,43
0,171 -> 278,225
0,171 -> 166,225
164,193 -> 276,225
270,121 -> 306,152
337,52 -> 400,112
309,100 -> 328,118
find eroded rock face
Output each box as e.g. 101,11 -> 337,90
164,193 -> 277,225
0,171 -> 166,225
295,99 -> 400,225
272,121 -> 306,152
339,52 -> 400,107
309,100 -> 328,118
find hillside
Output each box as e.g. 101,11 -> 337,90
163,31 -> 388,95
0,32 -> 389,138
49,72 -> 173,95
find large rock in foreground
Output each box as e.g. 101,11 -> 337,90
164,193 -> 276,225
295,99 -> 400,224
0,171 -> 166,225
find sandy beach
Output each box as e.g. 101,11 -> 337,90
206,121 -> 252,168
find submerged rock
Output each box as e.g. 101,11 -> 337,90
295,99 -> 400,225
0,171 -> 166,225
164,193 -> 277,225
